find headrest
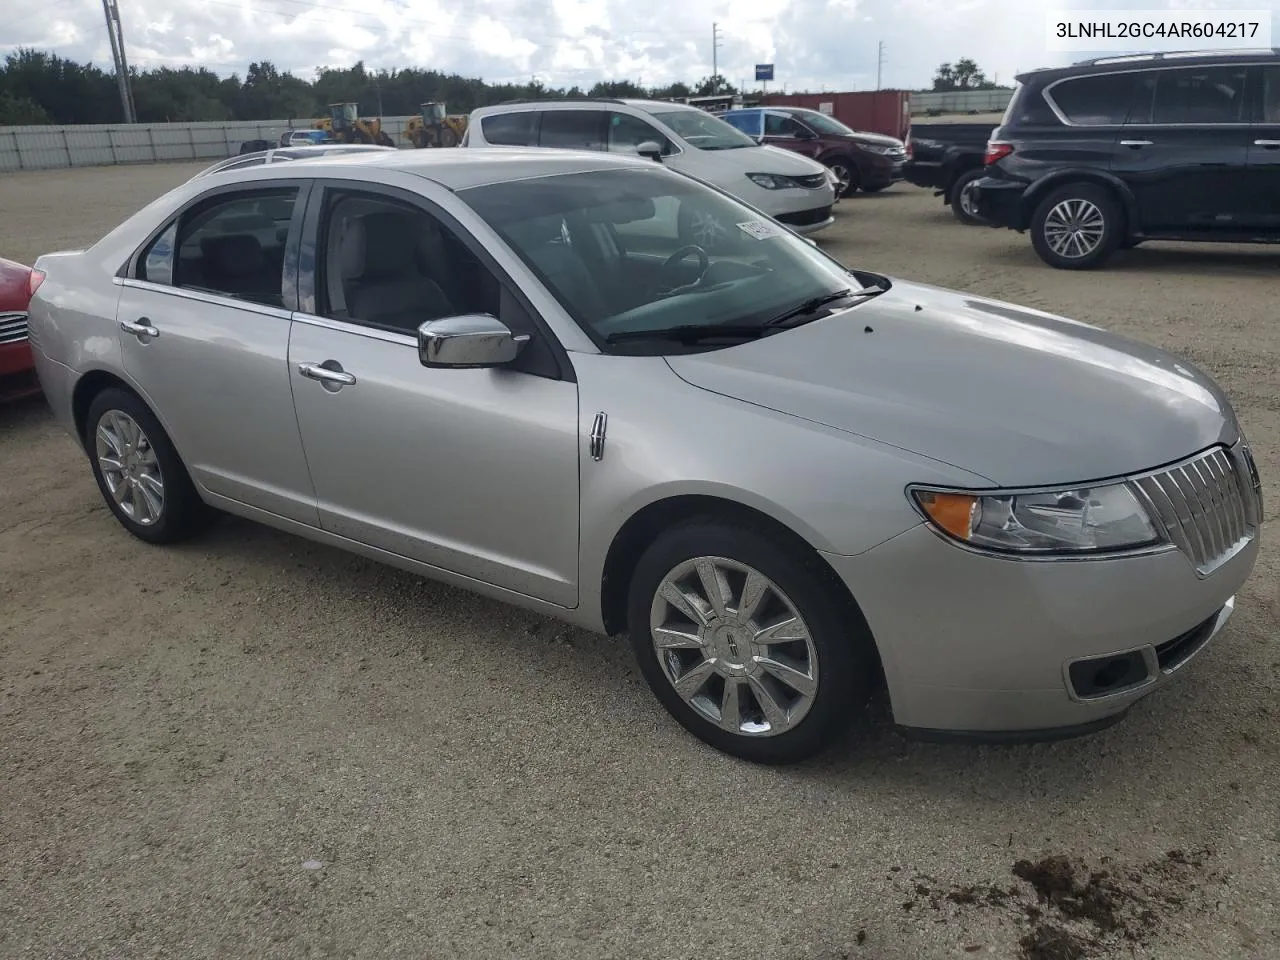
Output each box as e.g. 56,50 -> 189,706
200,234 -> 264,277
338,216 -> 367,280
359,211 -> 419,279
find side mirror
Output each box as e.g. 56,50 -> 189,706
636,140 -> 664,162
417,314 -> 530,369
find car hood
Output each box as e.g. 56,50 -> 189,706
840,131 -> 904,149
695,143 -> 830,176
664,280 -> 1237,487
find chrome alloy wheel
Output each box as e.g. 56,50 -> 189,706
649,556 -> 819,737
959,180 -> 980,219
1043,198 -> 1105,259
95,410 -> 165,525
828,162 -> 853,196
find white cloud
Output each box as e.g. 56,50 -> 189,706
4,0 -> 1278,91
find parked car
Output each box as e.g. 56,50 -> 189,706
904,122 -> 995,224
0,257 -> 41,402
238,139 -> 274,155
25,147 -> 1263,764
970,48 -> 1280,269
719,106 -> 907,197
463,98 -> 837,244
282,130 -> 334,147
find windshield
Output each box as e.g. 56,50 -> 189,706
800,111 -> 858,136
648,110 -> 759,150
457,167 -> 876,352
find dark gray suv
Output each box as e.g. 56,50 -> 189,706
971,48 -> 1280,269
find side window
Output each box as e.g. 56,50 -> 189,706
606,111 -> 674,155
764,113 -> 805,137
1148,66 -> 1248,125
1047,73 -> 1137,125
481,112 -> 537,146
1264,66 -> 1280,123
318,191 -> 500,334
137,188 -> 298,308
538,110 -> 606,150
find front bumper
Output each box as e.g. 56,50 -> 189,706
0,340 -> 41,402
824,515 -> 1259,738
969,176 -> 1029,230
777,206 -> 836,235
863,159 -> 905,188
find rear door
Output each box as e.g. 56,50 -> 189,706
1109,64 -> 1253,232
538,110 -> 607,151
1246,63 -> 1280,230
115,181 -> 319,525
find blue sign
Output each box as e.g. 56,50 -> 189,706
755,63 -> 774,82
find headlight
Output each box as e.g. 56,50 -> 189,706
747,173 -> 793,190
864,144 -> 902,155
910,482 -> 1162,555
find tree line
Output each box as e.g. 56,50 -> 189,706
0,49 -> 747,126
0,48 -> 1006,127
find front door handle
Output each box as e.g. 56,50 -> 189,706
297,361 -> 356,386
119,317 -> 160,339
1254,139 -> 1280,148
1120,140 -> 1153,148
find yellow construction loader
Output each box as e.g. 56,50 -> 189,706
314,102 -> 396,146
405,102 -> 469,148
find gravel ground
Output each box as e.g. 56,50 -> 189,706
2,161 -> 1278,960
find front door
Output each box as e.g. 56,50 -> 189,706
762,111 -> 822,160
1110,64 -> 1253,232
116,183 -> 319,525
287,185 -> 581,606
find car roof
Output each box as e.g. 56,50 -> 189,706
202,145 -> 666,191
190,144 -> 395,180
1016,47 -> 1280,83
470,98 -> 705,118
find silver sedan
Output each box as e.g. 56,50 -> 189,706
25,147 -> 1263,764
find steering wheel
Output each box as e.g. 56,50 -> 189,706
657,244 -> 710,296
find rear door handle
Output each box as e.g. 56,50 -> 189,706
1254,139 -> 1280,148
297,361 -> 356,386
119,318 -> 159,339
1120,140 -> 1153,148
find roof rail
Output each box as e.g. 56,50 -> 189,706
1072,47 -> 1280,67
491,97 -> 627,106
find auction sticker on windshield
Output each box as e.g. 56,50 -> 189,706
737,220 -> 783,240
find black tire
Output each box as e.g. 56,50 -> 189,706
439,127 -> 460,148
84,387 -> 211,544
948,168 -> 986,225
626,517 -> 875,765
1029,181 -> 1122,270
825,156 -> 859,197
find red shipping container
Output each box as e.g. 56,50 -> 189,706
760,90 -> 912,142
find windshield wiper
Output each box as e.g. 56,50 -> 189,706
762,286 -> 884,327
606,324 -> 776,344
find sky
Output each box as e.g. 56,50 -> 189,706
3,0 -> 1277,93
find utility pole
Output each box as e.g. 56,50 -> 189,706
712,22 -> 723,80
876,40 -> 885,91
100,0 -> 136,122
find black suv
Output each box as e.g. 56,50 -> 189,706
971,49 -> 1280,269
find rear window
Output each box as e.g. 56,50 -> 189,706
1137,66 -> 1249,124
539,110 -> 606,150
481,112 -> 538,146
1046,73 -> 1137,125
1001,81 -> 1061,127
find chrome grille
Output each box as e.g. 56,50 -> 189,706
0,311 -> 28,344
1133,446 -> 1256,576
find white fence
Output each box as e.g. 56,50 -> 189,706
910,89 -> 1013,115
0,115 -> 421,173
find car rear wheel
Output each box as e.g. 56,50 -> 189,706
626,517 -> 873,764
1030,182 -> 1121,270
949,168 -> 986,225
825,158 -> 858,197
85,388 -> 210,544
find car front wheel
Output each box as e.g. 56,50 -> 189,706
1030,182 -> 1122,269
825,158 -> 858,197
627,517 -> 873,764
85,387 -> 210,544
